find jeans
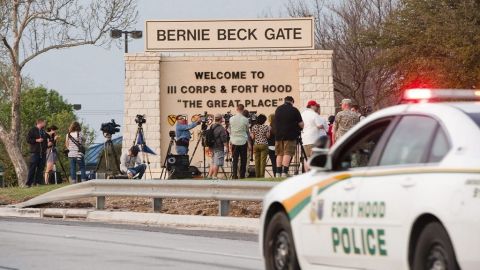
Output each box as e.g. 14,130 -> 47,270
127,164 -> 147,179
254,144 -> 268,178
268,149 -> 277,177
176,145 -> 188,155
69,157 -> 86,183
232,143 -> 248,179
27,153 -> 46,186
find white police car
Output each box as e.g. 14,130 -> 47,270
261,89 -> 480,270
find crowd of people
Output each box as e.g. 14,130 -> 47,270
176,96 -> 365,179
24,96 -> 364,187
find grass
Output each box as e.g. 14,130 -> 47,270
0,177 -> 284,205
0,184 -> 68,204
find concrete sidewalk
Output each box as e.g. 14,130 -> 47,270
0,206 -> 260,233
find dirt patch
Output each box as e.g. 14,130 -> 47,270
41,197 -> 262,218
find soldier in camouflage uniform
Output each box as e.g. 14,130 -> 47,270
333,99 -> 359,144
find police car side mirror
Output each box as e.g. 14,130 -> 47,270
308,135 -> 331,170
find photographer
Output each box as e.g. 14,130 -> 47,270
65,121 -> 86,183
44,125 -> 59,184
274,96 -> 304,177
175,115 -> 200,155
26,119 -> 48,187
229,104 -> 249,179
120,146 -> 146,179
207,114 -> 228,179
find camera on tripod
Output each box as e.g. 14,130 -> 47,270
100,119 -> 120,136
223,111 -> 233,124
248,111 -> 258,125
135,114 -> 146,125
169,130 -> 176,139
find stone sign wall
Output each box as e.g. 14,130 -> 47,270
123,50 -> 333,178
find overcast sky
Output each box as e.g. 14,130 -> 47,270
23,0 -> 289,143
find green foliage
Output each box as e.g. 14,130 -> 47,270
375,0 -> 480,88
0,86 -> 96,185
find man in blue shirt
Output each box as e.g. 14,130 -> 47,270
175,115 -> 200,155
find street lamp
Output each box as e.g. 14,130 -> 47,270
110,29 -> 143,53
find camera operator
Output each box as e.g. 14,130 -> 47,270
26,119 -> 48,187
175,115 -> 200,155
207,114 -> 229,179
274,96 -> 304,177
229,104 -> 249,179
44,125 -> 59,184
120,146 -> 146,179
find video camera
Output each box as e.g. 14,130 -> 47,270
100,119 -> 121,136
199,111 -> 209,124
248,111 -> 258,125
223,111 -> 233,124
135,114 -> 146,125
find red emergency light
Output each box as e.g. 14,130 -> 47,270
401,88 -> 480,104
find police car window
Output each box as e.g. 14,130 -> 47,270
335,120 -> 391,171
380,116 -> 437,166
428,127 -> 450,163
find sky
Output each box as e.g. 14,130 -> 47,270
23,0 -> 289,143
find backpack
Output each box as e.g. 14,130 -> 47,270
204,125 -> 221,148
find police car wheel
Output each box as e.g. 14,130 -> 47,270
264,211 -> 300,270
413,222 -> 459,270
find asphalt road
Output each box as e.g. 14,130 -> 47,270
0,217 -> 263,270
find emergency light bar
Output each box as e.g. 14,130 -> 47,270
401,88 -> 480,103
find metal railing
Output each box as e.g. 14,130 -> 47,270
15,180 -> 278,216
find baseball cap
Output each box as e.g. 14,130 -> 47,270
307,100 -> 319,107
176,115 -> 187,120
341,99 -> 352,105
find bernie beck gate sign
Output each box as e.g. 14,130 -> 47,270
159,59 -> 300,161
145,18 -> 314,51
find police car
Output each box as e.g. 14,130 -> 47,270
260,89 -> 480,270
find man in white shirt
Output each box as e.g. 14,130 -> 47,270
301,100 -> 328,157
120,146 -> 146,179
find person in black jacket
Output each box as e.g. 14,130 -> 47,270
26,119 -> 48,187
274,96 -> 304,177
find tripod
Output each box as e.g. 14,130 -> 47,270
189,122 -> 208,178
293,136 -> 308,175
132,124 -> 153,179
45,147 -> 68,184
160,134 -> 176,179
95,133 -> 121,179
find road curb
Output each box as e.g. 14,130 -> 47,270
0,207 -> 259,233
87,211 -> 259,233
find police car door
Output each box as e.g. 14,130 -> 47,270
300,117 -> 395,269
355,115 -> 446,270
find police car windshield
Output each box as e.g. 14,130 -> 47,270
467,113 -> 480,128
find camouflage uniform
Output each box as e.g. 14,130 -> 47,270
334,110 -> 360,140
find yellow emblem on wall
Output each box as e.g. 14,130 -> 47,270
167,115 -> 177,126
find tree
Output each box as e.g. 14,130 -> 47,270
0,86 -> 95,186
285,0 -> 400,109
0,0 -> 137,186
375,0 -> 480,89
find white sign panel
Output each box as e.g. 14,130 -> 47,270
145,18 -> 314,51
